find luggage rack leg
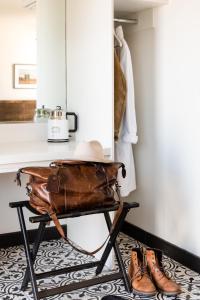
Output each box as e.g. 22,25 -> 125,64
17,206 -> 40,300
104,211 -> 131,292
21,221 -> 47,291
95,206 -> 130,291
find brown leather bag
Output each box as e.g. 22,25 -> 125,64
16,160 -> 126,255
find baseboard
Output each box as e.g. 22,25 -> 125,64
122,221 -> 200,274
0,225 -> 67,248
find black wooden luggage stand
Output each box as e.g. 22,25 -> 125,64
9,201 -> 139,300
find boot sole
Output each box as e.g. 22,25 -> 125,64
157,289 -> 182,296
132,287 -> 157,297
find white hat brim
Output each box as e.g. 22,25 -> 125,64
71,155 -> 113,163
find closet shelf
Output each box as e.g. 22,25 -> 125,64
114,0 -> 168,14
114,18 -> 138,24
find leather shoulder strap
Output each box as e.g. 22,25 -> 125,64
31,190 -> 123,256
50,212 -> 110,256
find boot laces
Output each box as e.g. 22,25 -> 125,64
133,264 -> 149,281
151,262 -> 165,280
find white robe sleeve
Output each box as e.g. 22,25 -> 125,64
115,26 -> 138,197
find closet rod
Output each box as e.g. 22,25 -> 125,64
114,18 -> 138,24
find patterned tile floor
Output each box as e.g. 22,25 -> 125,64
0,233 -> 199,300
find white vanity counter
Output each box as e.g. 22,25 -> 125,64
0,140 -> 111,173
0,141 -> 76,173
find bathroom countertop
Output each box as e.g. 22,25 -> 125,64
0,141 -> 111,173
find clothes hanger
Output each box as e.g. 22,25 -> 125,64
114,30 -> 122,48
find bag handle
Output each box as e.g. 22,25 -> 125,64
49,183 -> 123,256
59,163 -> 124,255
29,187 -> 123,256
49,212 -> 110,256
16,163 -> 126,256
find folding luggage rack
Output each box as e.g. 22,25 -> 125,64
10,200 -> 139,300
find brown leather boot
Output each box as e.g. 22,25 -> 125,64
145,248 -> 181,296
128,248 -> 157,296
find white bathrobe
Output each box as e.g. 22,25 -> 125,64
115,26 -> 138,197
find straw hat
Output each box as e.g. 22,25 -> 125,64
73,140 -> 112,163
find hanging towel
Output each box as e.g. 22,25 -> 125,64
114,49 -> 127,141
115,25 -> 138,197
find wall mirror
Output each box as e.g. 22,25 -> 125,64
0,0 -> 66,123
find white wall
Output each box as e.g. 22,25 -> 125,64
0,122 -> 47,234
37,0 -> 66,109
125,0 -> 200,256
66,0 -> 114,260
0,8 -> 36,100
0,173 -> 37,233
67,0 -> 114,150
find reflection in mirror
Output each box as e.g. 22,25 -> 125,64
37,0 -> 66,111
0,0 -> 37,122
0,0 -> 66,123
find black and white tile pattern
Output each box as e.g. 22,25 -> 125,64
0,233 -> 199,300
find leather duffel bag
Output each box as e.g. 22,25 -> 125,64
16,160 -> 126,255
